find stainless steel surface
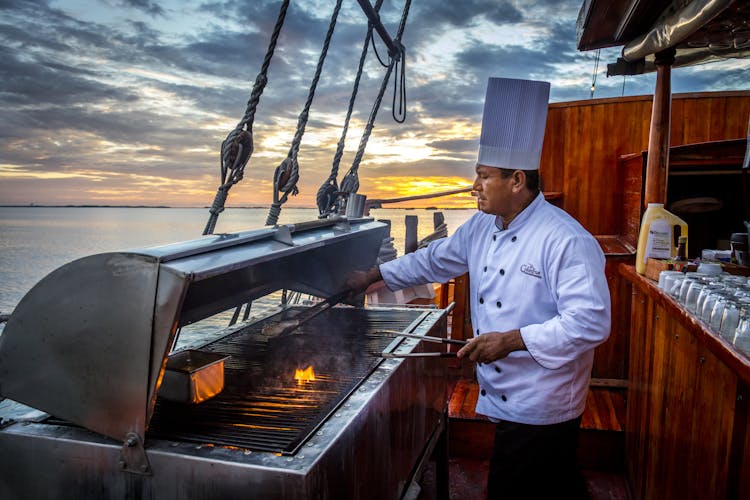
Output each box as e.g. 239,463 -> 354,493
346,192 -> 367,218
0,252 -> 166,442
0,215 -> 449,499
377,352 -> 458,358
577,0 -> 750,75
159,350 -> 230,404
150,307 -> 428,454
0,218 -> 387,444
375,330 -> 468,345
0,307 -> 449,500
622,0 -> 734,61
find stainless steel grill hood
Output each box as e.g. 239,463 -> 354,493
0,216 -> 387,445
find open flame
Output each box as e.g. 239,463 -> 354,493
294,365 -> 316,385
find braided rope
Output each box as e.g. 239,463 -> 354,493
266,0 -> 343,226
392,48 -> 407,123
203,0 -> 289,235
338,0 -> 412,209
316,0 -> 386,216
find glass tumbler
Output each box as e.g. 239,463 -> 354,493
709,295 -> 730,332
697,284 -> 724,321
668,274 -> 687,299
720,300 -> 741,341
733,318 -> 750,355
659,271 -> 683,291
701,289 -> 725,324
678,277 -> 697,305
685,281 -> 705,314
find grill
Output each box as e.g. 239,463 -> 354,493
149,308 -> 422,454
0,217 -> 450,499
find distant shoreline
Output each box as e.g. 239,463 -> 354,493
0,205 -> 473,210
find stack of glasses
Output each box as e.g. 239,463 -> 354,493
658,270 -> 750,356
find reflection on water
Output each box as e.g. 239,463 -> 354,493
0,206 -> 474,335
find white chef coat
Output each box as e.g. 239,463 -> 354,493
379,192 -> 611,425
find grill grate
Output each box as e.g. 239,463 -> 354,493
147,307 -> 423,454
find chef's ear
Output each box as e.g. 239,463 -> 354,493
511,170 -> 526,191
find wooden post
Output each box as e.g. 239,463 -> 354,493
405,215 -> 418,254
643,48 -> 676,208
433,211 -> 445,230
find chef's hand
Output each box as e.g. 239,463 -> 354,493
457,330 -> 526,363
344,266 -> 383,297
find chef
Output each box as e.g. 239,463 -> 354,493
347,77 -> 611,499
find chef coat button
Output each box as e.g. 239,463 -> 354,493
495,366 -> 502,373
493,234 -> 497,241
499,269 -> 505,275
481,389 -> 486,396
483,266 -> 487,272
496,301 -> 502,308
501,395 -> 507,402
511,236 -> 517,242
476,328 -> 480,335
479,297 -> 484,304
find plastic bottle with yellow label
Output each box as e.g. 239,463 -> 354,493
635,203 -> 689,275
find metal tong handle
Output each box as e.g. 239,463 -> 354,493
374,330 -> 468,346
373,352 -> 458,358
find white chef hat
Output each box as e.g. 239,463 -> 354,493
477,77 -> 551,171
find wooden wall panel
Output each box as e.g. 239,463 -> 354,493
625,286 -> 650,500
734,383 -> 750,499
619,153 -> 645,248
592,255 -> 631,379
540,91 -> 750,236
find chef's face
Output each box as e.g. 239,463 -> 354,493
472,165 -> 518,216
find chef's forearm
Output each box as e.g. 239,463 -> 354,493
367,266 -> 383,285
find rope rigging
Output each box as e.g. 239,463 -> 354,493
265,0 -> 344,226
331,0 -> 412,216
203,0 -> 413,229
371,11 -> 408,124
202,0 -> 290,235
316,0 -> 386,216
589,48 -> 600,99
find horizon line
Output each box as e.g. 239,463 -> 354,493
0,204 -> 474,210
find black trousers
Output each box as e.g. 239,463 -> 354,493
486,416 -> 589,500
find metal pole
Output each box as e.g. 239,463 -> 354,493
355,0 -> 398,57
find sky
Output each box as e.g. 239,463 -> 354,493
1,0 -> 749,209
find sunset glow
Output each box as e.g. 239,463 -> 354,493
1,1 -> 747,208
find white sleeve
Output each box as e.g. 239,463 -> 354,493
520,234 -> 611,369
379,218 -> 473,291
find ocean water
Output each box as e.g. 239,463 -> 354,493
0,206 -> 474,343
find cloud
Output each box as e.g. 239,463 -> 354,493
0,0 -> 748,208
119,0 -> 165,17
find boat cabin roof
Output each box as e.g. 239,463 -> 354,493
577,0 -> 750,75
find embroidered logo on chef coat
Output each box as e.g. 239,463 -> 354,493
520,263 -> 542,278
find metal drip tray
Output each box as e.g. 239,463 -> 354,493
148,307 -> 421,454
160,350 -> 230,404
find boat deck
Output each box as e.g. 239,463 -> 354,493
417,378 -> 631,499
418,457 -> 632,500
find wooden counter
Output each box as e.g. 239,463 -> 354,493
620,264 -> 750,500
